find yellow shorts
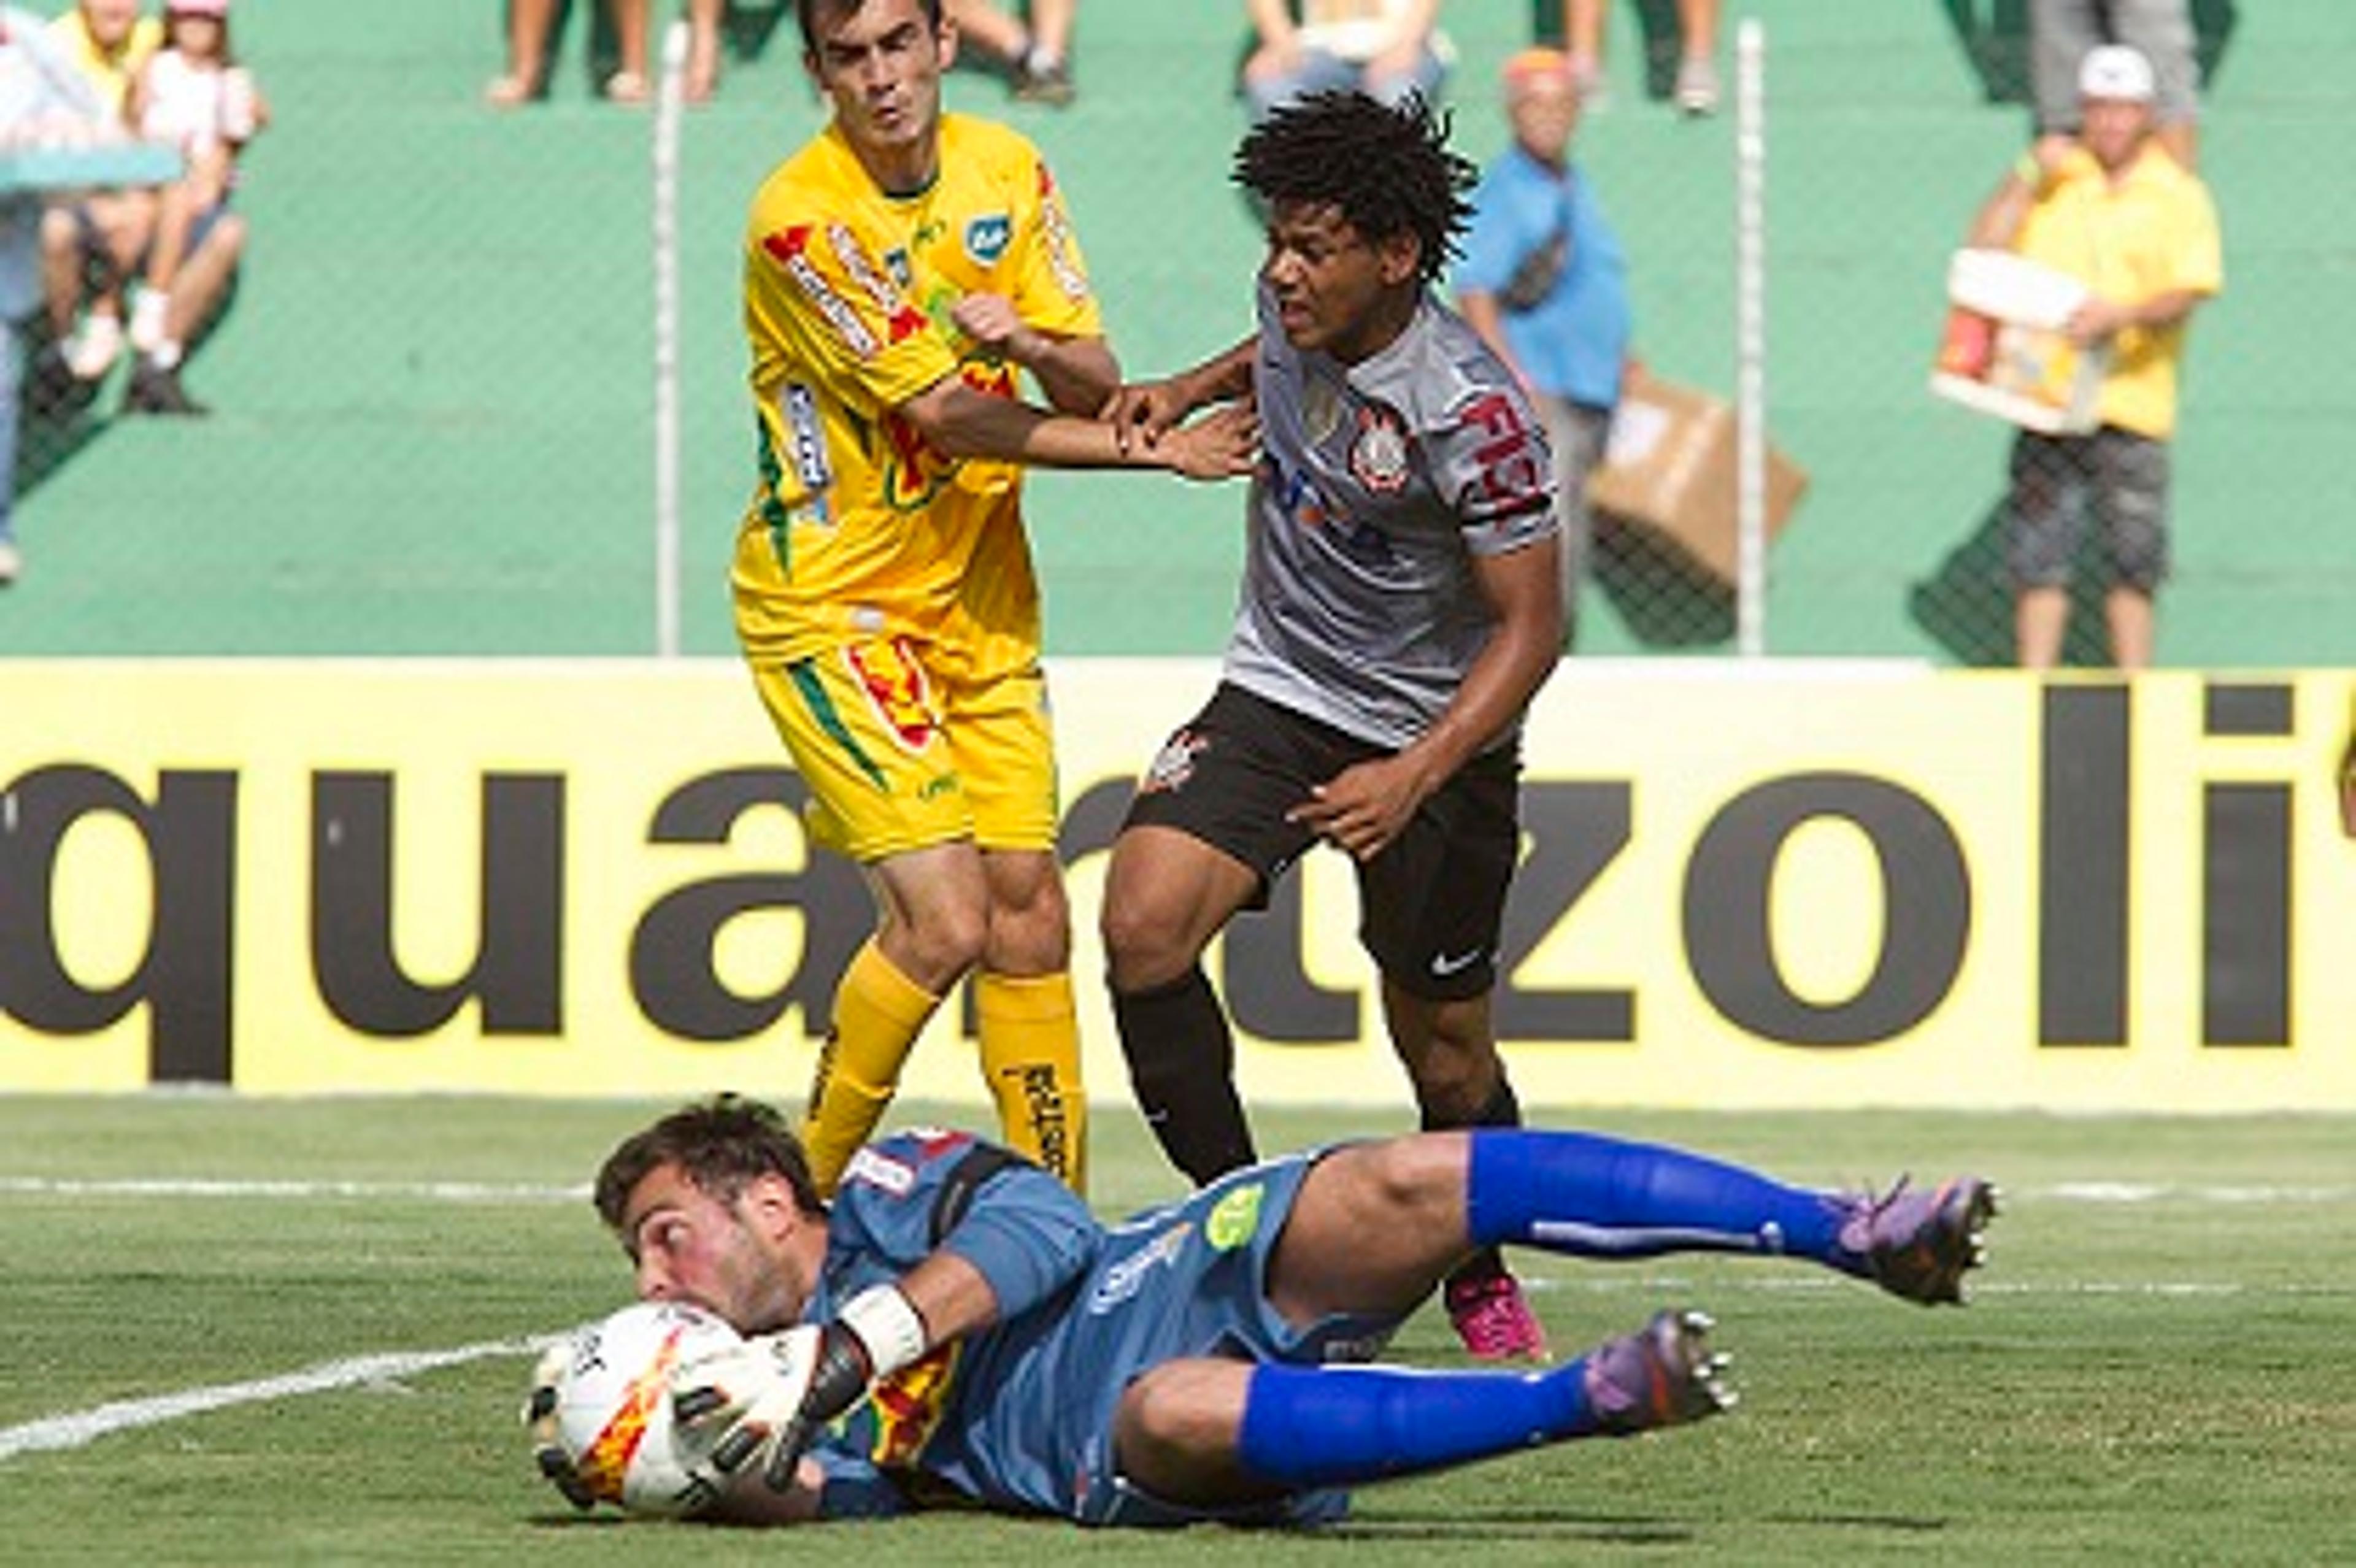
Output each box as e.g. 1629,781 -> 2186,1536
750,635 -> 1060,862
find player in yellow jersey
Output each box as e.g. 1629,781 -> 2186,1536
741,0 -> 1253,1198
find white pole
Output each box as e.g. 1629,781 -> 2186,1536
652,20 -> 689,659
1734,18 -> 1766,658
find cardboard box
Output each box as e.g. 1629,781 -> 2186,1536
1928,248 -> 2110,434
1585,369 -> 1807,586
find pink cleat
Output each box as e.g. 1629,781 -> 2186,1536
1444,1270 -> 1551,1362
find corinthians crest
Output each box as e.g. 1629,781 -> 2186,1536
1348,402 -> 1411,494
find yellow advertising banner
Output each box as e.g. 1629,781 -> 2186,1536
3,661 -> 2351,1112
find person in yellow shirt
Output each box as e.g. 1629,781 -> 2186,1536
1964,42 -> 2221,669
741,0 -> 1253,1197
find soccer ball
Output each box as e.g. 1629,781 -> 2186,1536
550,1301 -> 741,1517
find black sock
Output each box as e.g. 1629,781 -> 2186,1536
1426,1075 -> 1523,1288
1113,965 -> 1256,1186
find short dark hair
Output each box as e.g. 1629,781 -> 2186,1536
593,1094 -> 823,1231
796,0 -> 944,55
1236,91 -> 1477,286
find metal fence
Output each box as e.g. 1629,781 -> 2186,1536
4,0 -> 2343,668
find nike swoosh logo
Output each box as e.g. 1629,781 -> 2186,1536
1430,948 -> 1487,977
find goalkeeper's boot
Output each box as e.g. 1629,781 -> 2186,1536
1445,1267 -> 1550,1362
1580,1309 -> 1734,1436
1841,1175 -> 2000,1306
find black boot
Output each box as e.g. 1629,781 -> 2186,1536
122,358 -> 210,417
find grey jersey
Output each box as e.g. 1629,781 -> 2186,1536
1222,285 -> 1557,751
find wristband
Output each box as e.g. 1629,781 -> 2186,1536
2012,153 -> 2044,188
837,1284 -> 928,1380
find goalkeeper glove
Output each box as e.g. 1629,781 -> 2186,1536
521,1342 -> 596,1512
671,1283 -> 928,1491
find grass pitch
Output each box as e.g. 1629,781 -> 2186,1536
2,1096 -> 2349,1566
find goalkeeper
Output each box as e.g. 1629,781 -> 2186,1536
539,1094 -> 1997,1528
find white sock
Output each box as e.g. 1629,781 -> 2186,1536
150,338 -> 184,372
129,288 -> 169,355
64,310 -> 122,378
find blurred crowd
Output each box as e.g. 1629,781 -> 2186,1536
1,0 -> 266,584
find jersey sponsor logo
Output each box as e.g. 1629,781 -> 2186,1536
1460,390 -> 1547,511
1034,162 -> 1090,302
844,1144 -> 916,1196
825,222 -> 930,345
1204,1182 -> 1265,1251
963,213 -> 1011,267
868,1341 -> 960,1468
1087,1221 -> 1193,1313
763,226 -> 880,358
1271,463 -> 1336,531
1139,728 -> 1209,795
1348,402 -> 1412,494
780,382 -> 833,496
844,636 -> 941,754
1271,458 -> 1392,563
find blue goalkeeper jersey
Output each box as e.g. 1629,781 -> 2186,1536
803,1129 -> 1400,1526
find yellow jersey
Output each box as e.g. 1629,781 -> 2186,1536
733,113 -> 1102,671
2016,143 -> 2221,441
48,11 -> 161,115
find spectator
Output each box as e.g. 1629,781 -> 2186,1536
488,0 -> 730,106
1963,44 -> 2220,669
2031,0 -> 2199,169
1455,47 -> 1629,650
118,0 -> 264,416
1240,0 -> 1450,123
1558,0 -> 1720,115
0,5 -> 107,585
37,0 -> 159,392
945,0 -> 1077,105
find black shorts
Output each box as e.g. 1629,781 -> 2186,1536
2006,427 -> 2173,592
1121,683 -> 1521,1002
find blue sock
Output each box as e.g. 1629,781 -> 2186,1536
1465,1129 -> 1864,1277
1235,1360 -> 1601,1490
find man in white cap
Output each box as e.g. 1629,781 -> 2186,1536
2028,0 -> 2200,169
1961,42 -> 2221,669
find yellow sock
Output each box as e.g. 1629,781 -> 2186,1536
975,970 -> 1087,1195
800,940 -> 940,1196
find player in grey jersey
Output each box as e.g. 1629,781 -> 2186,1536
1095,92 -> 1566,1360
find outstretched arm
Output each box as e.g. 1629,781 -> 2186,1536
899,369 -> 1256,480
1103,336 -> 1258,454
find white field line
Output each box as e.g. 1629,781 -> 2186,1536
0,1337 -> 556,1463
0,1176 -> 588,1202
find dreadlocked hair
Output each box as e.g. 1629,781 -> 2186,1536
1234,91 -> 1477,285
